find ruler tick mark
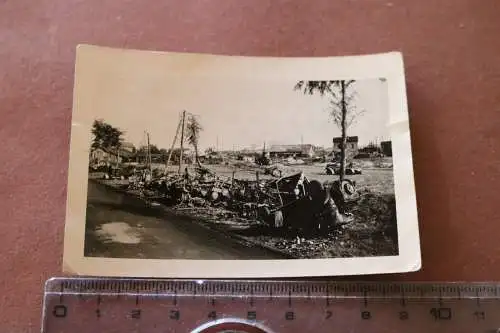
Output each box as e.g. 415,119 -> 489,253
59,283 -> 64,303
97,294 -> 101,306
135,295 -> 139,306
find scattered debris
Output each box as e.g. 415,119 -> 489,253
123,165 -> 359,234
95,161 -> 396,258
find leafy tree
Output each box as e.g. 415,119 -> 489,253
294,80 -> 364,181
137,144 -> 161,155
135,144 -> 169,163
185,115 -> 203,167
91,119 -> 124,151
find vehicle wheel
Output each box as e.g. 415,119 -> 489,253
339,179 -> 357,200
326,168 -> 333,175
329,179 -> 358,212
342,181 -> 356,196
272,169 -> 281,177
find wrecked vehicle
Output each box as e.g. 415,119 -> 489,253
263,164 -> 283,177
325,162 -> 362,175
255,152 -> 271,166
254,172 -> 355,232
126,164 -> 359,234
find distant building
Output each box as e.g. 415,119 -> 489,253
381,141 -> 392,157
359,142 -> 380,154
268,144 -> 316,158
121,142 -> 135,154
119,142 -> 135,162
237,155 -> 255,163
89,147 -> 122,166
240,148 -> 261,155
332,136 -> 359,157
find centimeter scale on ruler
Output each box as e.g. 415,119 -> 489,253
43,278 -> 500,333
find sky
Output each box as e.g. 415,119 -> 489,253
91,73 -> 390,152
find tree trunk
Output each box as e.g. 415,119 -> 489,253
194,141 -> 202,168
339,80 -> 347,182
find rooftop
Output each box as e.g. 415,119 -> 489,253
269,144 -> 315,152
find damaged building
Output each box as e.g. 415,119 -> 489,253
332,136 -> 359,160
268,144 -> 316,159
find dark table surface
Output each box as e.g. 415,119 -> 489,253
1,0 -> 500,331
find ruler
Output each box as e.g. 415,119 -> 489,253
42,277 -> 500,333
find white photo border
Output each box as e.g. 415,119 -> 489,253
63,45 -> 421,278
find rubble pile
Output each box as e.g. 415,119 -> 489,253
96,163 -> 399,258
125,165 -> 360,233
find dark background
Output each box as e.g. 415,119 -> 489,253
1,0 -> 499,331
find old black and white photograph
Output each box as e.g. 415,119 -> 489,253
63,45 -> 420,277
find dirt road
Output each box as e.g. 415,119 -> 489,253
84,180 -> 287,259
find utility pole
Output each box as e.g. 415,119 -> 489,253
178,110 -> 186,174
116,147 -> 120,169
165,113 -> 182,174
147,132 -> 152,174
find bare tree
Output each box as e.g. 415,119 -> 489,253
185,115 -> 203,167
294,80 -> 364,181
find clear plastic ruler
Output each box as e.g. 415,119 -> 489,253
42,277 -> 500,333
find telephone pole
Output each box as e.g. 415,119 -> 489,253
178,110 -> 186,174
165,113 -> 182,174
146,132 -> 152,174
